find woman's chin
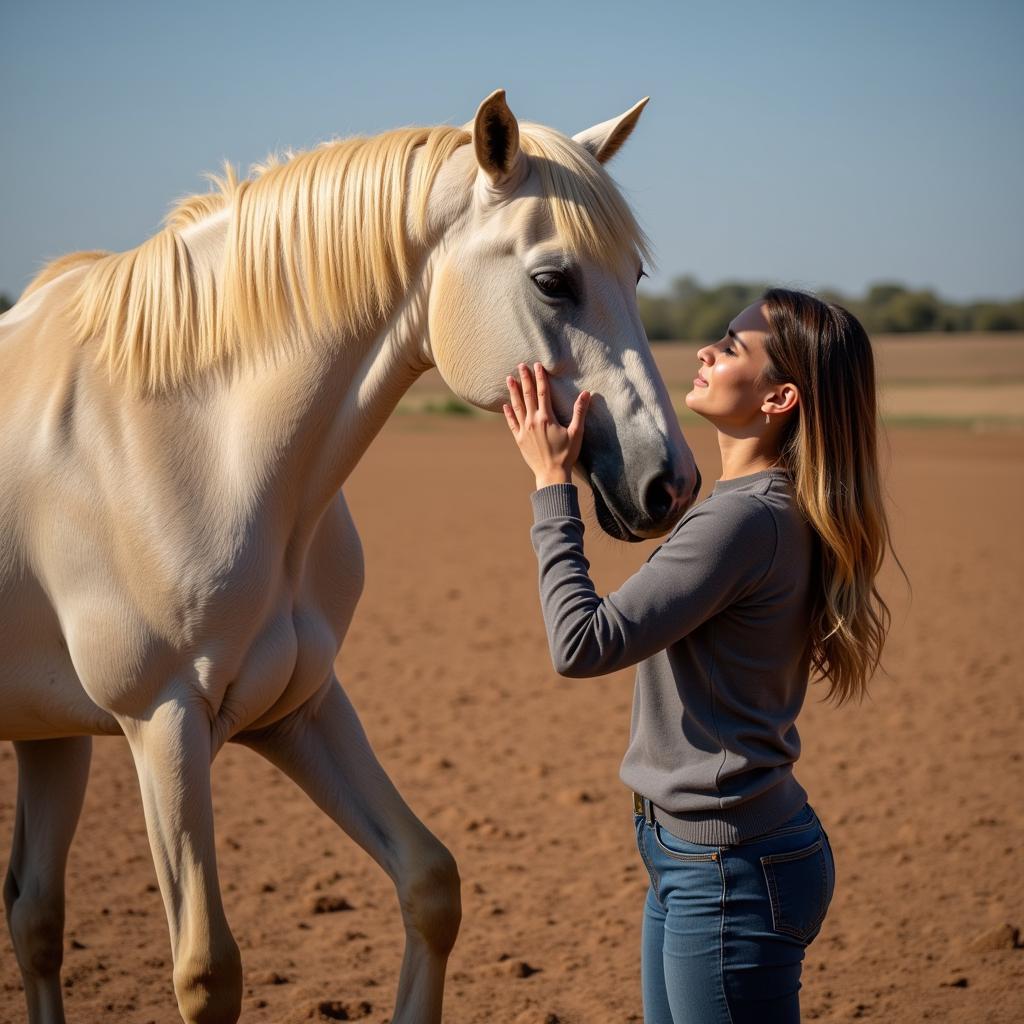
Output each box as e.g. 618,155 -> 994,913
683,392 -> 714,425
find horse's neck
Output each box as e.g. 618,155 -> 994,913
179,201 -> 437,524
286,267 -> 436,511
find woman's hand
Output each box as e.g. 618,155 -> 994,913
503,362 -> 590,490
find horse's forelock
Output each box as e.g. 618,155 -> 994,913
518,123 -> 651,273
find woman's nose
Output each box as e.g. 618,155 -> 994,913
696,345 -> 713,364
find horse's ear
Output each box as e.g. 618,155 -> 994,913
573,97 -> 649,164
472,89 -> 523,187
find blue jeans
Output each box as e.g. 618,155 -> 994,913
635,802 -> 836,1024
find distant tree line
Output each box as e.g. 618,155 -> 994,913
4,281 -> 1023,338
639,277 -> 1024,341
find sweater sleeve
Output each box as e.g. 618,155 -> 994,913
529,483 -> 777,678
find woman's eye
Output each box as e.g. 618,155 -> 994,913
532,272 -> 573,300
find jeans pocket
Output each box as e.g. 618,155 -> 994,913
652,821 -> 720,862
760,836 -> 832,942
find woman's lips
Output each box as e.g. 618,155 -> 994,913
693,375 -> 709,388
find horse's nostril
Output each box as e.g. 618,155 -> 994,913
643,466 -> 700,525
643,471 -> 676,523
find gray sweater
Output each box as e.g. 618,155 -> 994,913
530,468 -> 815,845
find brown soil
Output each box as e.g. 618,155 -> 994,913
2,404 -> 1023,1023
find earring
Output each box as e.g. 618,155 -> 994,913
765,413 -> 770,425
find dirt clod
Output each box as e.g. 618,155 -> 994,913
310,895 -> 355,914
968,923 -> 1020,951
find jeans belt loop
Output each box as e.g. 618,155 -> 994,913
633,791 -> 657,827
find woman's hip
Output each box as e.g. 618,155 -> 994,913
635,803 -> 836,1022
635,801 -> 837,947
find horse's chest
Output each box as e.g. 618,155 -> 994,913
224,600 -> 342,732
27,456 -> 364,732
190,514 -> 364,734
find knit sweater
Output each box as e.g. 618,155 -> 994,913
529,468 -> 816,845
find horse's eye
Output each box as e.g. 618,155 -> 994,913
532,271 -> 573,300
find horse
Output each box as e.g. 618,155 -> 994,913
0,89 -> 698,1024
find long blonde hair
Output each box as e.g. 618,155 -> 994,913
761,288 -> 900,705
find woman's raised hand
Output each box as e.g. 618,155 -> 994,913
503,362 -> 590,490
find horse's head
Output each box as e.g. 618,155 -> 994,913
426,90 -> 699,540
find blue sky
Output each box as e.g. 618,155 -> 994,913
2,0 -> 1021,302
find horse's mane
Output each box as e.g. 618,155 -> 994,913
38,120 -> 649,393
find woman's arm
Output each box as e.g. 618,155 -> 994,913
504,363 -> 776,679
530,483 -> 776,677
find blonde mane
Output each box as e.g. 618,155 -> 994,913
44,120 -> 649,393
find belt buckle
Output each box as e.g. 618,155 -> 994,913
633,792 -> 644,816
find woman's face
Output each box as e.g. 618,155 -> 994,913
684,301 -> 775,428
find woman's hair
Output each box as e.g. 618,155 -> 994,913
759,288 -> 900,705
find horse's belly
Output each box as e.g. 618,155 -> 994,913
0,670 -> 121,740
0,584 -> 121,739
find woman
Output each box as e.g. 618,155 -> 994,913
502,289 -> 895,1024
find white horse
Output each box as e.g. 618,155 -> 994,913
0,90 -> 698,1024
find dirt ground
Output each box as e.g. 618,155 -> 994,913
2,345 -> 1023,1022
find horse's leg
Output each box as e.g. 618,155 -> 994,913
120,699 -> 242,1024
3,735 -> 91,1024
239,677 -> 461,1024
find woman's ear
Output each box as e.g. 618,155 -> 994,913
762,383 -> 799,417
